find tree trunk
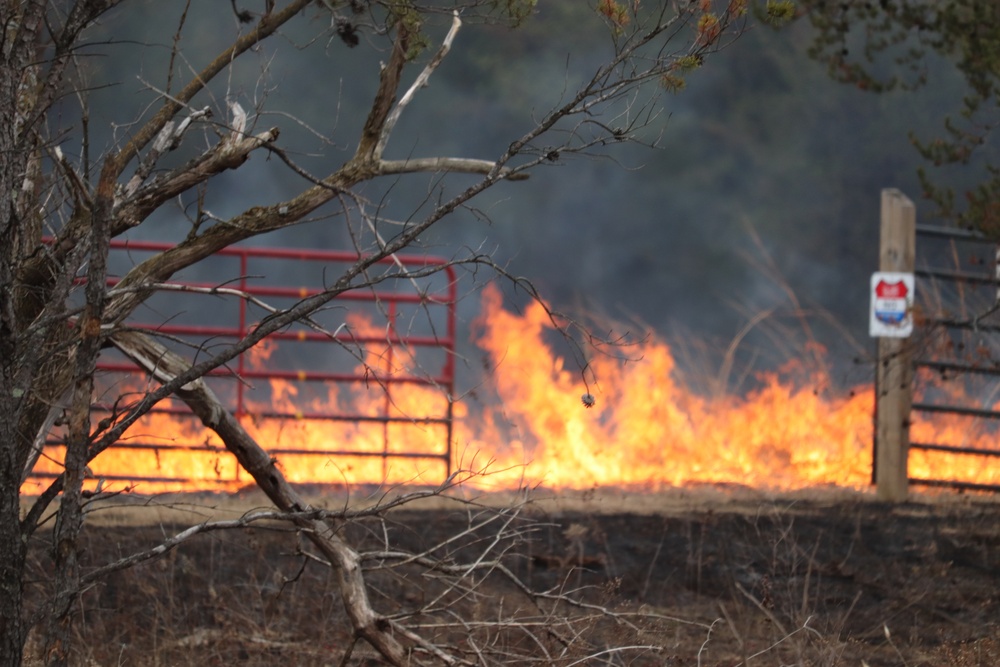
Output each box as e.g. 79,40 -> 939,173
0,460 -> 26,666
1,3 -> 53,662
1,8 -> 29,666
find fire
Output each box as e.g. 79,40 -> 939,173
464,286 -> 875,489
23,286 -> 1000,495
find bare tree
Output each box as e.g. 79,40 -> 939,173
0,0 -> 765,664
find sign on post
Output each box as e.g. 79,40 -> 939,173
870,271 -> 914,338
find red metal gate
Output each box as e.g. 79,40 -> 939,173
30,240 -> 457,492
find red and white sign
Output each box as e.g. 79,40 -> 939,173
870,272 -> 914,337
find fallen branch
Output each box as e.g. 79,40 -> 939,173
108,329 -> 448,666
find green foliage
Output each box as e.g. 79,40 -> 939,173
676,54 -> 703,71
495,0 -> 537,26
800,0 -> 1000,235
760,0 -> 797,26
596,0 -> 631,32
659,72 -> 687,92
660,54 -> 703,92
387,0 -> 431,59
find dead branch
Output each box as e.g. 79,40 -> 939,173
355,15 -> 411,160
103,0 -> 313,180
79,510 -> 299,584
116,113 -> 279,230
108,328 -> 447,666
124,105 -> 212,197
375,11 -> 462,160
379,157 -> 529,181
105,280 -> 347,343
20,388 -> 70,487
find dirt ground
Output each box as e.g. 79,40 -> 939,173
24,486 -> 1000,666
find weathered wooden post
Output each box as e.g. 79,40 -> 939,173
873,189 -> 916,502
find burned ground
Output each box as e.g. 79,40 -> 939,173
24,490 -> 1000,665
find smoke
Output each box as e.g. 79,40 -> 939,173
72,3 -> 983,399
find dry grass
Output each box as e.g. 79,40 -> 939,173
42,482 -> 999,528
20,485 -> 1000,666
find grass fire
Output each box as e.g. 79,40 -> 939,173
23,285 -> 1000,496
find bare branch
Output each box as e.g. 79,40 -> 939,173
124,105 -> 213,198
379,156 -> 529,181
356,19 -> 411,160
51,146 -> 92,210
375,11 -> 462,160
79,510 -> 297,585
113,124 -> 280,234
103,0 -> 313,179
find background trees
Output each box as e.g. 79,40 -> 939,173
801,0 -> 1000,236
1,0 -> 762,664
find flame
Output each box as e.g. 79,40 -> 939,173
23,285 -> 1000,494
463,285 -> 876,489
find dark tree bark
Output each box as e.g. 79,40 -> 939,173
1,3 -> 46,663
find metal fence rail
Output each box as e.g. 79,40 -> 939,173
907,224 -> 1000,492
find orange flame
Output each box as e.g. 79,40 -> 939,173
463,285 -> 875,489
23,285 -> 1000,494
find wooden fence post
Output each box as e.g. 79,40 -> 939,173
875,188 -> 916,502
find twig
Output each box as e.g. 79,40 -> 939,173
106,280 -> 344,342
732,616 -> 821,667
696,618 -> 723,667
564,645 -> 662,667
79,510 -> 300,585
735,581 -> 789,637
379,156 -> 529,181
717,602 -> 746,666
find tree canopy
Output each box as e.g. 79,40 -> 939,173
801,0 -> 1000,234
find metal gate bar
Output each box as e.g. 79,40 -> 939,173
911,478 -> 1000,493
904,223 -> 1000,492
33,239 -> 458,491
